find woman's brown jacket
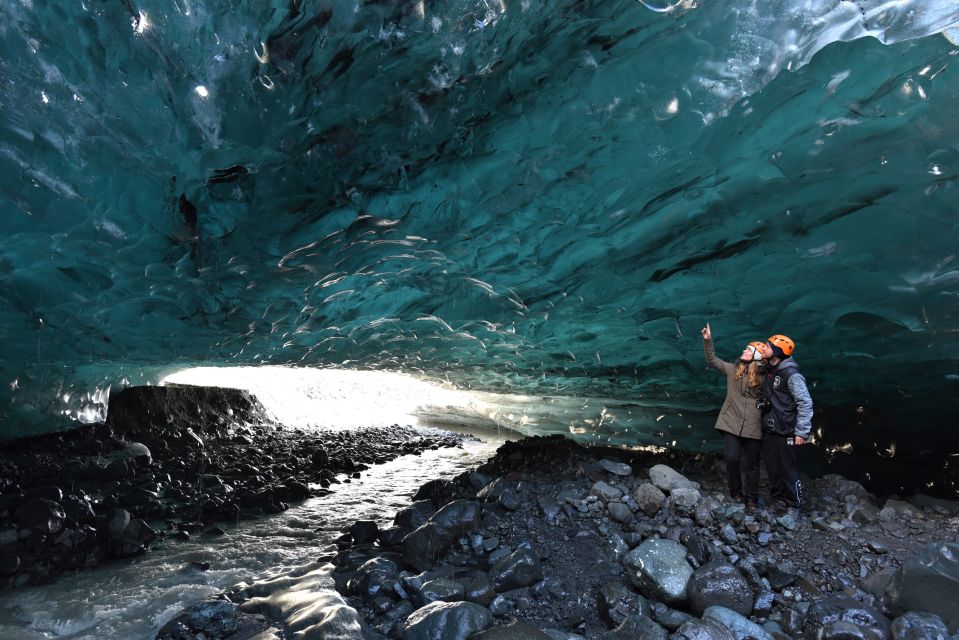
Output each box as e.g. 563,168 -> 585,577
703,338 -> 763,440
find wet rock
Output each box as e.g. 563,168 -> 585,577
465,574 -> 495,606
419,578 -> 465,604
402,500 -> 481,571
648,465 -> 699,494
61,494 -> 95,524
909,494 -> 959,516
719,524 -> 738,545
765,562 -> 798,591
885,543 -> 959,632
686,560 -> 753,617
891,612 -> 950,640
395,500 -> 436,531
804,596 -> 891,640
185,597 -> 239,638
13,499 -> 66,535
703,606 -> 774,640
490,548 -> 544,592
25,485 -> 63,502
673,618 -> 738,640
598,580 -> 650,628
598,460 -> 633,477
311,446 -> 329,467
623,538 -> 693,606
347,557 -> 399,600
633,483 -> 666,516
398,600 -> 492,640
651,602 -> 693,631
601,613 -> 666,640
472,621 -> 552,639
681,531 -> 710,567
350,520 -> 379,545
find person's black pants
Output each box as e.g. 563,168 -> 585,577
723,432 -> 761,503
762,433 -> 803,508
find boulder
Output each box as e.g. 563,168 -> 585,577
668,488 -> 702,512
687,561 -> 754,617
673,618 -> 738,640
891,612 -> 950,640
471,621 -> 552,639
633,483 -> 666,516
703,606 -> 775,640
648,465 -> 699,494
885,543 -> 959,632
394,500 -> 436,530
598,581 -> 651,628
403,501 -> 482,571
804,597 -> 891,640
623,538 -> 693,606
419,578 -> 465,604
490,548 -> 544,592
399,601 -> 492,640
347,557 -> 400,601
601,614 -> 667,640
591,481 -> 624,503
598,459 -> 633,476
350,520 -> 379,545
184,598 -> 239,638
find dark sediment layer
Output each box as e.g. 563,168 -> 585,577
162,435 -> 959,640
0,385 -> 464,591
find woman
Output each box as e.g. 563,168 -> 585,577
701,323 -> 765,511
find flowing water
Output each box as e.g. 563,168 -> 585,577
0,433 -> 504,639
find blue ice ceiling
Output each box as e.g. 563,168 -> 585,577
1,0 -> 958,441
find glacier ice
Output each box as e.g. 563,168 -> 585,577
0,0 -> 957,470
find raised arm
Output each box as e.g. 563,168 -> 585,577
701,324 -> 733,375
788,373 -> 814,440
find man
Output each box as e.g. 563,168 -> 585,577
758,334 -> 813,517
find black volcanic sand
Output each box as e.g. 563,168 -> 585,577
0,385 -> 465,591
173,435 -> 959,640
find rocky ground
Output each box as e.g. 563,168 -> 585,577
0,386 -> 464,591
161,434 -> 959,640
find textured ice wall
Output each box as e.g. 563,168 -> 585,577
1,1 -> 958,449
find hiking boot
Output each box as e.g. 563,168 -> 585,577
731,493 -> 744,504
746,501 -> 758,514
771,500 -> 788,515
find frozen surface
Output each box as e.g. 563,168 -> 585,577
1,1 -> 958,446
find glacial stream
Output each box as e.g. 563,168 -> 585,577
0,433 -> 504,639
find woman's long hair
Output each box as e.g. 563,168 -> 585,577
735,360 -> 763,389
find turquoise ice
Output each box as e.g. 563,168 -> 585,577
0,1 -> 958,446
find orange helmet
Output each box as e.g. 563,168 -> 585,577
745,341 -> 766,361
766,334 -> 795,357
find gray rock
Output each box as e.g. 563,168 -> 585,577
608,502 -> 631,523
347,557 -> 400,600
349,520 -> 379,544
591,481 -> 624,503
704,606 -> 775,640
649,465 -> 700,494
497,488 -> 522,511
673,618 -> 738,640
651,602 -> 693,631
402,500 -> 482,571
490,548 -> 544,592
419,578 -> 465,604
804,596 -> 891,640
399,601 -> 492,640
720,525 -> 738,544
598,459 -> 633,477
892,612 -> 950,640
471,621 -> 551,639
394,500 -> 436,530
885,543 -> 959,632
633,483 -> 666,516
107,508 -> 131,538
909,495 -> 959,516
598,581 -> 650,628
669,487 -> 703,512
185,598 -> 239,638
465,574 -> 495,606
687,561 -> 754,617
601,614 -> 666,640
544,631 -> 585,640
623,538 -> 693,606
